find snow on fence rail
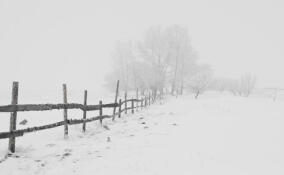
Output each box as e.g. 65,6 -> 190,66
0,81 -> 158,153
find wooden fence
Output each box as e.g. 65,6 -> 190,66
0,81 -> 159,153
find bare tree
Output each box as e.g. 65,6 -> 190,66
186,64 -> 212,99
239,74 -> 257,97
105,25 -> 200,97
166,25 -> 192,95
214,74 -> 257,97
105,41 -> 139,93
138,26 -> 172,96
211,78 -> 231,93
139,25 -> 198,96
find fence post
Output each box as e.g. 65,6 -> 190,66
151,92 -> 153,104
131,98 -> 134,114
82,90 -> 87,132
124,92 -> 127,114
145,96 -> 147,106
118,99 -> 122,118
152,91 -> 154,103
63,84 -> 68,139
99,100 -> 103,124
148,92 -> 151,105
112,80 -> 119,121
8,81 -> 19,153
136,88 -> 139,112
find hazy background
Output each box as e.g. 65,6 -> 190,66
1,0 -> 284,96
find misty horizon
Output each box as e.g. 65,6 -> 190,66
1,1 -> 284,175
1,0 -> 284,92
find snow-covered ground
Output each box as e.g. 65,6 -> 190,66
1,91 -> 284,175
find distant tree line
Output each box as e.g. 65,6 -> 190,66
105,25 -> 257,98
212,74 -> 257,97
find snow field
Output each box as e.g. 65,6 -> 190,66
0,92 -> 284,175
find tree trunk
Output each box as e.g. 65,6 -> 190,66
195,91 -> 200,99
180,82 -> 184,95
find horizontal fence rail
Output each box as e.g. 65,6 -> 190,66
0,115 -> 116,139
0,103 -> 119,113
121,99 -> 142,105
0,101 -> 144,139
0,105 -> 144,139
0,81 -> 162,154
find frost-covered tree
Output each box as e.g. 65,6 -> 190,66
105,25 -> 200,97
186,64 -> 213,99
213,74 -> 257,97
239,74 -> 257,97
138,25 -> 198,96
104,41 -> 136,92
165,25 -> 196,95
138,26 -> 172,95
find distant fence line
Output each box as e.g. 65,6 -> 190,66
0,80 -> 161,153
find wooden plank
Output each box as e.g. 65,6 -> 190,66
101,103 -> 119,108
0,115 -> 115,139
1,121 -> 65,139
0,103 -> 84,112
1,131 -> 23,139
0,102 -> 118,113
121,99 -> 141,105
63,84 -> 68,138
84,104 -> 100,111
136,88 -> 138,112
118,99 -> 122,118
145,96 -> 147,106
99,100 -> 103,124
148,92 -> 151,105
68,115 -> 112,125
141,98 -> 143,109
124,92 -> 127,114
8,81 -> 19,153
82,90 -> 87,132
86,103 -> 118,110
112,80 -> 119,121
131,98 -> 134,114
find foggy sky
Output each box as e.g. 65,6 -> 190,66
1,0 -> 284,94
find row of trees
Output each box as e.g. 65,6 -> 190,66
105,25 -> 210,97
105,25 -> 257,98
213,74 -> 257,97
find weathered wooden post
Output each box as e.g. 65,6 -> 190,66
141,98 -> 143,109
124,92 -> 127,114
148,92 -> 151,105
118,99 -> 122,118
8,81 -> 19,153
82,90 -> 87,132
145,96 -> 147,106
99,100 -> 103,124
63,84 -> 68,139
131,98 -> 134,114
112,80 -> 119,121
175,89 -> 178,98
152,93 -> 153,104
136,88 -> 139,112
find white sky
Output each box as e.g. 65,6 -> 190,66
1,0 -> 284,93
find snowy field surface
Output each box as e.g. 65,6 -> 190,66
0,92 -> 284,175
